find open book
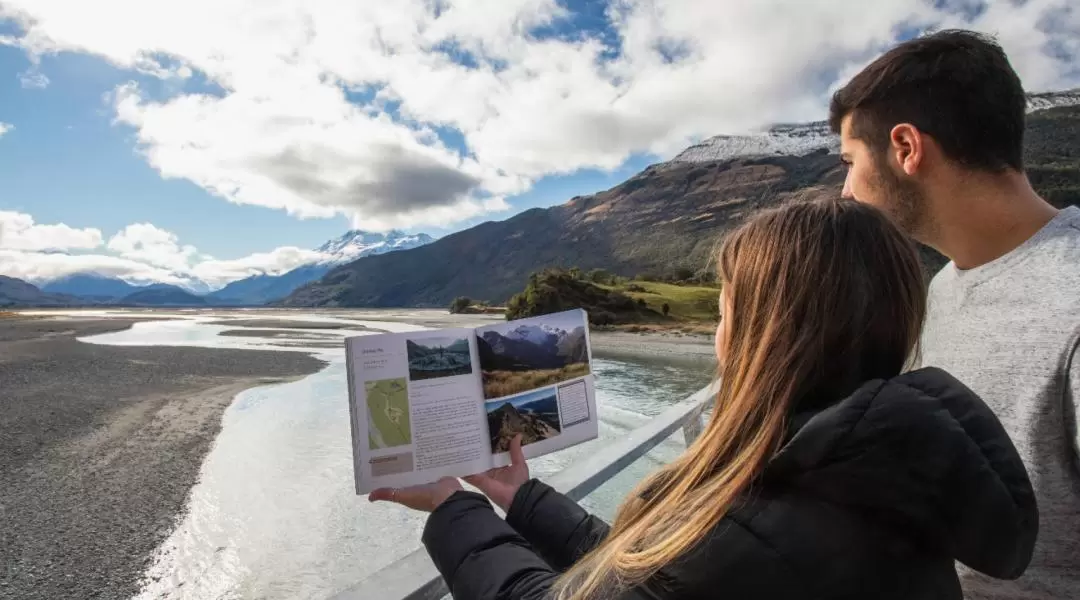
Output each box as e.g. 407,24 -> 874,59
345,308 -> 599,494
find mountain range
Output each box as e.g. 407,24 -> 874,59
280,89 -> 1080,308
0,275 -> 78,307
117,285 -> 207,307
2,229 -> 434,307
478,324 -> 588,371
208,230 -> 434,305
42,273 -> 144,300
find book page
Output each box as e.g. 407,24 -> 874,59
474,309 -> 600,468
346,328 -> 492,494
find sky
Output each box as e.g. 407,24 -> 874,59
1,0 -> 1078,290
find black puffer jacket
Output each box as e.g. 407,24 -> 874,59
421,367 -> 1038,599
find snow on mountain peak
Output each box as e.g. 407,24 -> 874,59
668,121 -> 839,164
1026,88 -> 1080,111
670,89 -> 1080,165
505,323 -> 567,345
315,230 -> 434,265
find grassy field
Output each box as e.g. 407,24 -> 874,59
597,281 -> 720,334
483,362 -> 591,399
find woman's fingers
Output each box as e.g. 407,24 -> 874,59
367,485 -> 427,510
509,434 -> 525,467
368,487 -> 396,503
368,478 -> 462,512
462,472 -> 489,487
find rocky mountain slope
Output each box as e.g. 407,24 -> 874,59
280,96 -> 1080,309
487,400 -> 561,453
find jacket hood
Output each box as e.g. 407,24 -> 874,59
765,367 -> 1038,579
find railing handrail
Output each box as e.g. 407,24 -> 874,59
329,381 -> 718,600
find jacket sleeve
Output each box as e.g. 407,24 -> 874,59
503,479 -> 611,570
422,488 -> 799,600
421,490 -> 577,600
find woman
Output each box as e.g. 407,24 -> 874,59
371,198 -> 1038,599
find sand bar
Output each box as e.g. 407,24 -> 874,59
0,316 -> 326,600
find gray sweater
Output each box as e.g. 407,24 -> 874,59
920,206 -> 1080,599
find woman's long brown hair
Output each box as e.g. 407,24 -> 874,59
551,197 -> 927,600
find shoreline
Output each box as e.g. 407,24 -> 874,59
0,316 -> 327,600
590,330 -> 717,363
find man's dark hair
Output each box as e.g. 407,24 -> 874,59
829,29 -> 1027,172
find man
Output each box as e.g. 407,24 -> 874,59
829,29 -> 1080,599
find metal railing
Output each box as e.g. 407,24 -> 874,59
330,381 -> 718,600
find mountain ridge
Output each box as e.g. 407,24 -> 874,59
206,230 -> 434,305
0,275 -> 79,307
42,273 -> 143,300
281,95 -> 1080,309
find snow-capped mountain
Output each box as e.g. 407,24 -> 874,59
1026,88 -> 1080,111
315,230 -> 435,266
670,121 -> 838,164
504,324 -> 568,346
671,89 -> 1080,165
207,229 -> 434,305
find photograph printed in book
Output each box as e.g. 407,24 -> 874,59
405,336 -> 473,381
475,310 -> 591,400
484,387 -> 562,453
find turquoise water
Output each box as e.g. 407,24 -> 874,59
73,312 -> 713,600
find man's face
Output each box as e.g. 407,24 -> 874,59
839,114 -> 928,240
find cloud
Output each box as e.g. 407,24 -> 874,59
1,0 -> 1078,230
18,68 -> 49,88
0,122 -> 11,137
0,211 -> 340,290
0,249 -> 197,287
106,222 -> 201,272
0,211 -> 103,251
189,246 -> 327,288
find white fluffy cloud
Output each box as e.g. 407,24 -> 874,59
189,246 -> 327,287
107,223 -> 202,272
0,122 -> 11,137
0,210 -> 103,251
0,211 -> 341,290
0,249 -> 197,288
1,0 -> 1078,230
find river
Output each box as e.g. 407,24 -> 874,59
72,310 -> 714,600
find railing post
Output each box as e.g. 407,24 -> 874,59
681,404 -> 706,446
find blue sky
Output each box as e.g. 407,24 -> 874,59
1,0 -> 1077,289
0,41 -> 653,259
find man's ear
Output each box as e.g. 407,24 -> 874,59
889,123 -> 924,176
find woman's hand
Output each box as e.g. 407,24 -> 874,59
464,434 -> 530,512
368,476 -> 463,512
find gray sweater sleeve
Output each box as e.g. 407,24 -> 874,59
1067,335 -> 1080,478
